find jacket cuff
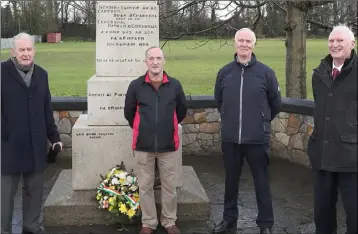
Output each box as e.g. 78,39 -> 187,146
50,134 -> 61,144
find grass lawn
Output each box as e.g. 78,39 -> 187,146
0,39 -> 330,99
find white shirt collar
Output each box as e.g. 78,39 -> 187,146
332,62 -> 343,72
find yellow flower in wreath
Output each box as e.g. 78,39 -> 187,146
108,197 -> 115,206
127,208 -> 136,218
119,178 -> 126,185
119,203 -> 127,214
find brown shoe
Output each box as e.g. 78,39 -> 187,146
139,227 -> 154,234
166,225 -> 180,234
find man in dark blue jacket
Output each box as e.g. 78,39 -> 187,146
1,33 -> 62,234
213,28 -> 281,234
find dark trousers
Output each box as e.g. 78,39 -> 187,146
313,170 -> 357,234
222,142 -> 274,228
1,171 -> 45,234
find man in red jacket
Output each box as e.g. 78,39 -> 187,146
124,47 -> 187,234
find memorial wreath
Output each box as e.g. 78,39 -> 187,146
96,161 -> 141,220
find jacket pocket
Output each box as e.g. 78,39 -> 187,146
310,131 -> 317,140
263,121 -> 271,133
340,134 -> 357,144
261,110 -> 270,133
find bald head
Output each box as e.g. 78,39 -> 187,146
234,28 -> 256,64
329,24 -> 355,41
328,24 -> 356,64
235,28 -> 256,45
145,46 -> 164,59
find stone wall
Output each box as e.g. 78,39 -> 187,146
52,96 -> 315,167
270,112 -> 313,167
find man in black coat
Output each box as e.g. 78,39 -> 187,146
213,28 -> 281,234
1,32 -> 63,234
308,24 -> 357,234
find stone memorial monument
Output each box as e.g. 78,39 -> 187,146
71,0 -> 184,190
44,1 -> 210,227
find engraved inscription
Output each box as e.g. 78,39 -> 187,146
88,92 -> 126,97
99,106 -> 124,111
96,2 -> 159,76
88,92 -> 126,111
76,132 -> 115,139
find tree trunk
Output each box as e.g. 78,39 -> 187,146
47,0 -> 58,33
285,3 -> 307,99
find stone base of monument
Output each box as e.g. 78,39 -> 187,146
71,114 -> 182,189
43,166 -> 211,226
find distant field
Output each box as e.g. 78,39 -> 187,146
0,39 -> 330,99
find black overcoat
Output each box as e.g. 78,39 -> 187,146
1,59 -> 60,174
308,50 -> 357,172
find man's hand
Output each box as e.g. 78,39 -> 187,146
52,142 -> 63,151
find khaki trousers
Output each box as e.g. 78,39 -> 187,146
135,150 -> 177,229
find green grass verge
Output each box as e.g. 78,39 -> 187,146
1,39 -> 331,99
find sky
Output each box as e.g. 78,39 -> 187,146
0,0 -> 237,20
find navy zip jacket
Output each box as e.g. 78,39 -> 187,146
214,53 -> 281,144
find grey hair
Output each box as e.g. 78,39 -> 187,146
330,24 -> 355,41
235,28 -> 257,44
145,46 -> 164,58
12,32 -> 35,49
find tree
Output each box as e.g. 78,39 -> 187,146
159,0 -> 346,99
273,1 -> 334,99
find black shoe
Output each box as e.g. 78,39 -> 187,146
212,220 -> 237,233
260,228 -> 272,234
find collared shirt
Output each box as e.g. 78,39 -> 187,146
332,62 -> 343,74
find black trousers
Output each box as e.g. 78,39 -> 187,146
222,142 -> 274,228
313,169 -> 357,234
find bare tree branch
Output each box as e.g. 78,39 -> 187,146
232,0 -> 267,9
272,1 -> 334,31
216,1 -> 234,11
160,11 -> 238,40
252,0 -> 262,30
160,0 -> 206,19
308,18 -> 333,31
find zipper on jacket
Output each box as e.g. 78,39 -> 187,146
262,111 -> 265,132
155,92 -> 159,152
238,66 -> 244,144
